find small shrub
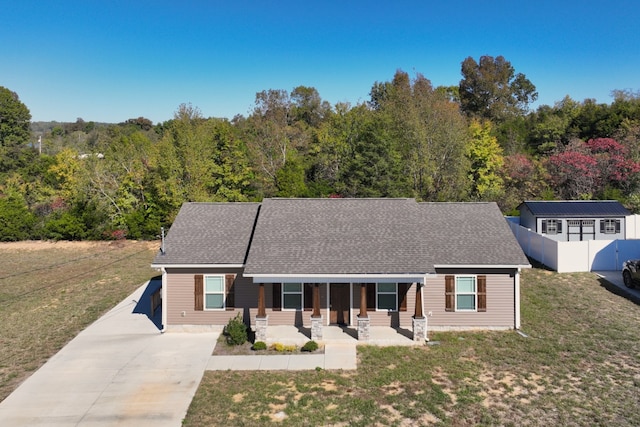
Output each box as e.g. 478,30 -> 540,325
252,341 -> 267,351
223,314 -> 248,346
283,344 -> 297,352
270,342 -> 285,352
302,340 -> 319,352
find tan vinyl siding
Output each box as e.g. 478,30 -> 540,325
165,268 -> 256,326
352,283 -> 416,328
425,273 -> 514,328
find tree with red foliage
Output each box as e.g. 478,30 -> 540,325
586,138 -> 640,190
546,137 -> 640,199
546,140 -> 600,199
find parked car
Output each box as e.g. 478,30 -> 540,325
622,259 -> 640,288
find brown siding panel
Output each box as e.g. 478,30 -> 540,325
477,275 -> 487,312
194,275 -> 203,311
444,275 -> 454,312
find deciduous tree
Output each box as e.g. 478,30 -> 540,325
459,55 -> 537,122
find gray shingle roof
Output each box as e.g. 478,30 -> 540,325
153,198 -> 530,272
244,198 -> 427,275
519,200 -> 629,217
152,202 -> 260,265
417,202 -> 530,267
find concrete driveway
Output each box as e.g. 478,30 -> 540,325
593,270 -> 640,304
0,281 -> 219,427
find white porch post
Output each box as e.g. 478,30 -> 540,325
161,267 -> 167,332
514,269 -> 521,329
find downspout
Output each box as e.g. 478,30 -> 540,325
514,268 -> 521,330
161,267 -> 168,333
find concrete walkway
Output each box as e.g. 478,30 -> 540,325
207,343 -> 357,371
0,282 -> 218,427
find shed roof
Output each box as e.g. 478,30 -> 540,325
152,202 -> 260,266
518,200 -> 629,217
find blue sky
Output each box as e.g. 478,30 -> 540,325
2,0 -> 639,123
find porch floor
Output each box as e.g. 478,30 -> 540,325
262,325 -> 422,346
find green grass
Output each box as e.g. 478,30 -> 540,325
184,268 -> 640,426
0,240 -> 158,402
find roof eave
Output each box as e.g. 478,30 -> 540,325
151,263 -> 245,269
433,264 -> 532,269
245,272 -> 435,283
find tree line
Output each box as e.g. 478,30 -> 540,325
2,55 -> 640,241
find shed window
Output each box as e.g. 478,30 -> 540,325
601,219 -> 620,234
542,219 -> 562,235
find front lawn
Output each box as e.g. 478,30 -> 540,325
184,268 -> 640,426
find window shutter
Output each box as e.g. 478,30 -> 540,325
557,220 -> 562,233
304,283 -> 313,311
616,219 -> 621,233
600,220 -> 605,233
225,274 -> 235,310
445,275 -> 454,312
477,275 -> 487,312
366,283 -> 376,311
272,283 -> 282,311
398,283 -> 408,312
541,220 -> 547,234
194,275 -> 204,311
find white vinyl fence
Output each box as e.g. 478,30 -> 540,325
507,216 -> 640,273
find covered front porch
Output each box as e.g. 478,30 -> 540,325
252,277 -> 429,343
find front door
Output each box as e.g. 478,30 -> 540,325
330,283 -> 350,325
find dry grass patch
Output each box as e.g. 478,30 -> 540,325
0,240 -> 158,402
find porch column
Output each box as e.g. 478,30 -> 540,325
414,282 -> 423,318
257,283 -> 266,317
255,283 -> 268,342
412,282 -> 427,342
357,283 -> 370,341
311,283 -> 323,340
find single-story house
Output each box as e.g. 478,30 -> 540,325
517,200 -> 630,242
151,198 -> 530,342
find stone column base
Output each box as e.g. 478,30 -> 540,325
412,316 -> 427,342
357,315 -> 370,342
310,315 -> 323,341
255,316 -> 268,342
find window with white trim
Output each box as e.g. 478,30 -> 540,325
204,275 -> 225,310
456,276 -> 477,311
545,219 -> 559,234
603,219 -> 618,234
282,283 -> 303,310
377,283 -> 397,311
